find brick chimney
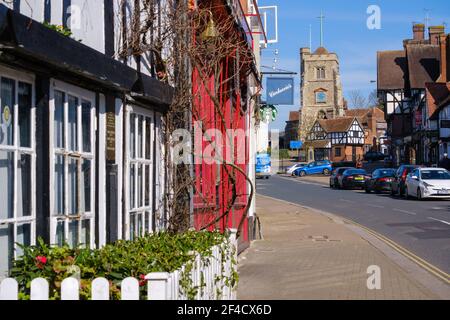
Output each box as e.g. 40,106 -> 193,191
437,34 -> 448,83
413,23 -> 425,40
429,25 -> 445,45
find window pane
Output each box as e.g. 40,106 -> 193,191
129,214 -> 135,241
81,159 -> 91,213
145,117 -> 152,159
130,113 -> 135,159
54,91 -> 65,148
82,101 -> 91,153
0,224 -> 13,277
17,153 -> 32,217
138,164 -> 143,207
145,164 -> 150,207
138,115 -> 143,158
130,164 -> 135,209
0,78 -> 15,146
145,211 -> 150,234
80,219 -> 90,248
68,158 -> 78,215
0,151 -> 14,220
18,82 -> 32,148
16,223 -> 31,257
56,220 -> 65,246
68,95 -> 78,151
54,155 -> 65,216
137,213 -> 143,237
68,220 -> 79,248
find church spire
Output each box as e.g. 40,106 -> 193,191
318,11 -> 325,47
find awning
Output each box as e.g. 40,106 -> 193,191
0,4 -> 173,109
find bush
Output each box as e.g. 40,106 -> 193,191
10,230 -> 229,300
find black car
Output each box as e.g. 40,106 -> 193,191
390,165 -> 420,197
330,167 -> 353,189
340,169 -> 369,189
365,168 -> 396,193
364,151 -> 387,162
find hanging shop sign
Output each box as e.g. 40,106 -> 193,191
266,77 -> 294,105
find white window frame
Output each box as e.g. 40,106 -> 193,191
124,105 -> 155,240
49,79 -> 96,249
0,65 -> 36,268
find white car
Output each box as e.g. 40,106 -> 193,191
286,163 -> 306,175
405,167 -> 450,200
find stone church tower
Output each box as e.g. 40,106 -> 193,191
299,46 -> 345,140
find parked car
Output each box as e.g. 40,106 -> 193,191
329,167 -> 353,189
365,168 -> 396,193
390,165 -> 419,197
364,151 -> 387,162
287,163 -> 307,175
339,169 -> 370,189
294,160 -> 332,177
405,168 -> 450,200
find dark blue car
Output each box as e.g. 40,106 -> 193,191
294,160 -> 332,177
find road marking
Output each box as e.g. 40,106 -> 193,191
368,204 -> 385,208
339,199 -> 354,203
257,194 -> 450,284
393,208 -> 417,216
428,217 -> 450,226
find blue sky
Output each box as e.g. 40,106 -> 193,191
258,0 -> 450,130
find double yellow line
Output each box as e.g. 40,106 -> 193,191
257,194 -> 450,284
344,218 -> 450,284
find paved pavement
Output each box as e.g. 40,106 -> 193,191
238,195 -> 442,299
256,174 -> 450,275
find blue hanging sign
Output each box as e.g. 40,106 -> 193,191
266,77 -> 295,105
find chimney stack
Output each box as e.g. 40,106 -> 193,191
413,23 -> 425,40
437,34 -> 448,83
429,25 -> 445,45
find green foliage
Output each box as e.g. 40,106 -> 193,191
11,230 -> 232,300
43,22 -> 73,37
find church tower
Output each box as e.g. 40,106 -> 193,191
299,46 -> 345,140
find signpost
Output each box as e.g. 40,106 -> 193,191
266,77 -> 295,105
290,141 -> 303,162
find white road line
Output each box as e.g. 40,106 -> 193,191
339,199 -> 354,203
368,204 -> 385,209
393,208 -> 417,216
428,217 -> 450,226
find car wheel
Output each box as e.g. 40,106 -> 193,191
323,169 -> 330,175
417,188 -> 423,201
365,187 -> 371,193
299,171 -> 306,177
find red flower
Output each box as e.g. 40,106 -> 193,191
36,256 -> 47,264
35,256 -> 47,269
139,274 -> 147,287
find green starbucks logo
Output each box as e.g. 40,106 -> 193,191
2,105 -> 11,126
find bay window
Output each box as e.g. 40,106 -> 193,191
0,67 -> 35,276
50,81 -> 95,248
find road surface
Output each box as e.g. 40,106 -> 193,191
256,175 -> 450,274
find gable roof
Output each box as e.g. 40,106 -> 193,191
426,82 -> 450,119
406,44 -> 441,89
318,117 -> 359,133
288,111 -> 300,122
345,108 -> 371,118
377,50 -> 407,90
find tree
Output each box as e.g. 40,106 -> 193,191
367,89 -> 379,107
348,90 -> 367,109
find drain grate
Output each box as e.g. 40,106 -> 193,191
308,235 -> 341,242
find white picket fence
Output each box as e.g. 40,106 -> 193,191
0,230 -> 238,300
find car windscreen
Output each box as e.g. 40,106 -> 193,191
345,169 -> 366,175
378,169 -> 396,177
421,170 -> 450,180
